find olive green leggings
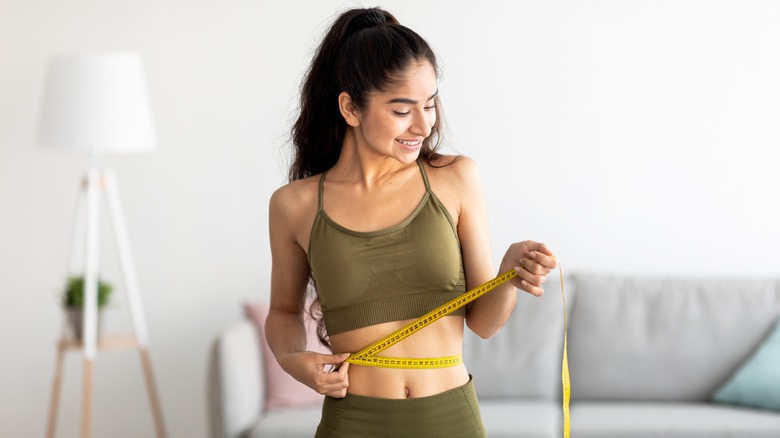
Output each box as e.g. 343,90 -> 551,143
315,376 -> 486,438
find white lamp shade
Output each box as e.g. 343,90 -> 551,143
38,52 -> 157,154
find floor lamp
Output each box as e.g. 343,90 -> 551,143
38,52 -> 167,438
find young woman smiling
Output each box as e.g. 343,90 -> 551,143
265,7 -> 557,437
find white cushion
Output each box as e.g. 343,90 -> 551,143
209,320 -> 263,438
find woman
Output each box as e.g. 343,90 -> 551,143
266,7 -> 557,437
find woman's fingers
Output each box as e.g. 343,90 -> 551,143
313,353 -> 350,397
515,251 -> 556,296
519,257 -> 545,276
519,254 -> 555,276
528,250 -> 557,270
500,241 -> 556,297
513,265 -> 545,296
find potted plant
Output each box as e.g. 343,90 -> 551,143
62,275 -> 113,341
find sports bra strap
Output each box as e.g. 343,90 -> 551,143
317,171 -> 328,212
417,159 -> 431,192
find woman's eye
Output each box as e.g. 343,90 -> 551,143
424,105 -> 436,111
393,111 -> 410,116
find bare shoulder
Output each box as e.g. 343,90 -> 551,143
426,154 -> 482,188
270,175 -> 317,206
423,155 -> 484,223
269,175 -> 320,227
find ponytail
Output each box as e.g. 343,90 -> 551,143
289,7 -> 444,181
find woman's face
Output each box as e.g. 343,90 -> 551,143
355,60 -> 438,164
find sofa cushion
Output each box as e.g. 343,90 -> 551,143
209,320 -> 264,438
243,302 -> 329,412
248,406 -> 323,438
570,401 -> 780,438
714,317 -> 780,410
463,276 -> 572,400
567,275 -> 780,401
479,400 -> 560,438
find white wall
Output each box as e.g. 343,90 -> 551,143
1,0 -> 779,436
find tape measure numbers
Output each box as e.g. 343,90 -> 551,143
345,267 -> 572,437
346,270 -> 518,368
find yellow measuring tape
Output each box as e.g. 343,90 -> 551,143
560,266 -> 571,438
345,267 -> 571,437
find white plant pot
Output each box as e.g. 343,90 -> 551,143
66,308 -> 104,341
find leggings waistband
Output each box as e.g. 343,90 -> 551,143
315,375 -> 486,438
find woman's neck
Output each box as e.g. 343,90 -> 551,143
332,129 -> 413,188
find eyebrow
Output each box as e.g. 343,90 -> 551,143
386,90 -> 439,105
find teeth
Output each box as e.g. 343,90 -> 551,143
397,139 -> 418,145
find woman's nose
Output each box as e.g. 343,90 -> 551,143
410,110 -> 432,137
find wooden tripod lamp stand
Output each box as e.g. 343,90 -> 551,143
38,52 -> 167,438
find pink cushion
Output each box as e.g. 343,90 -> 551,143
243,301 -> 330,412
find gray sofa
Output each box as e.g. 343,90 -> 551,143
209,274 -> 780,437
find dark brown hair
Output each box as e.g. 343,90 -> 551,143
292,8 -> 447,346
288,7 -> 444,182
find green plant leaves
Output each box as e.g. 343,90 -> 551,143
62,276 -> 113,308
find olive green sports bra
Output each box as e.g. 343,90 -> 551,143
308,160 -> 467,335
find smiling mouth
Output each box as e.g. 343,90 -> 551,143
396,139 -> 422,146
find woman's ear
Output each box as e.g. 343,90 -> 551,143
338,92 -> 361,127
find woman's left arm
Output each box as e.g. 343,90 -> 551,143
453,157 -> 557,338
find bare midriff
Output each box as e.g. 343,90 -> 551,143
328,315 -> 470,399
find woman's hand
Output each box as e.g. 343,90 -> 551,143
501,240 -> 557,296
278,351 -> 351,398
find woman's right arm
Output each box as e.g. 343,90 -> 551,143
265,185 -> 350,398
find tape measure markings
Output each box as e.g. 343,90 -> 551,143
347,270 -> 518,362
343,266 -> 571,438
